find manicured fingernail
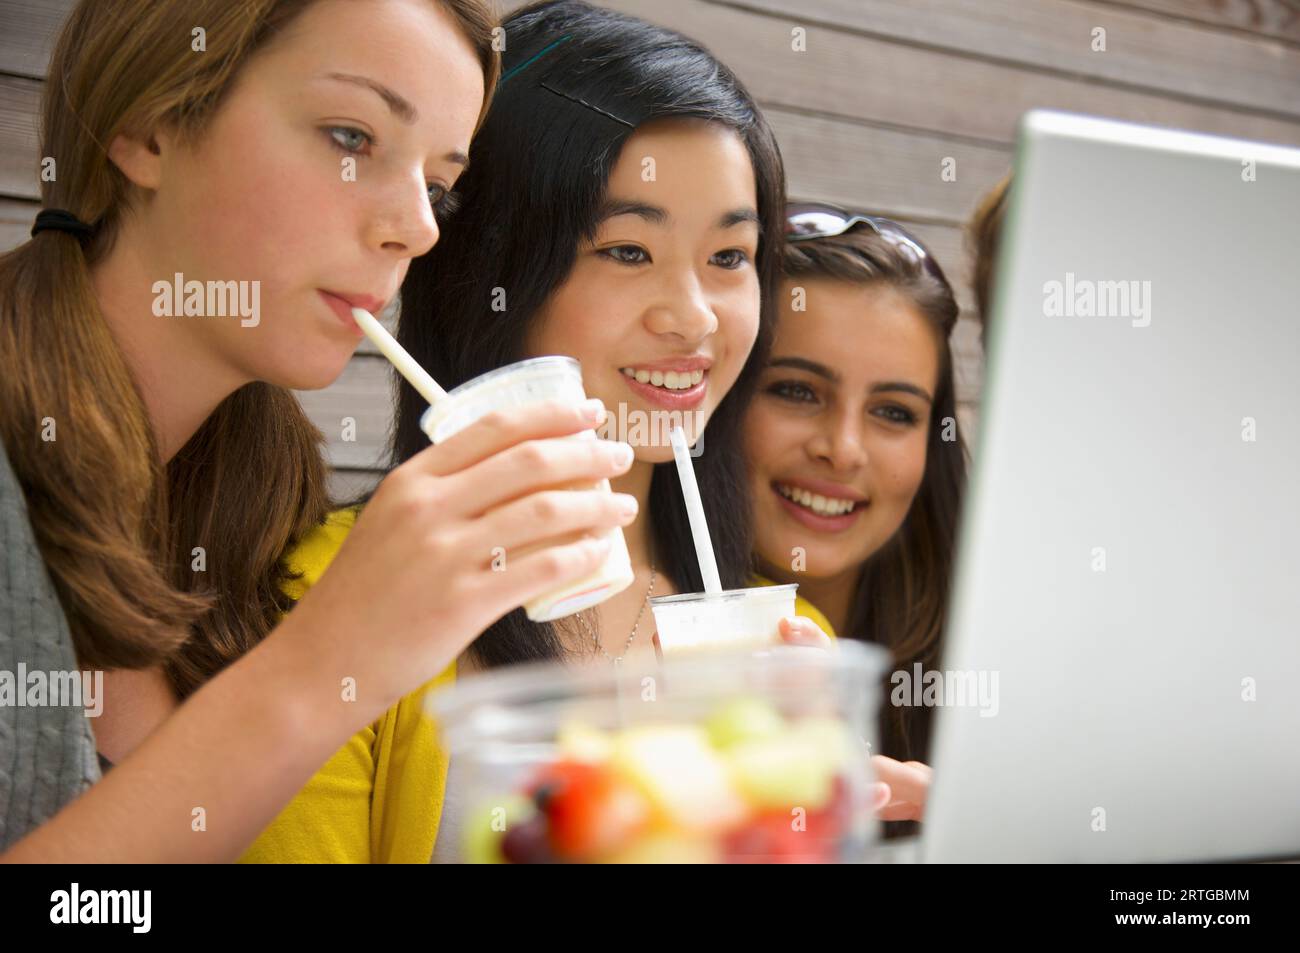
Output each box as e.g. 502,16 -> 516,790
580,398 -> 605,423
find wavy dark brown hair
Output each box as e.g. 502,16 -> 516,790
0,0 -> 498,698
781,227 -> 967,769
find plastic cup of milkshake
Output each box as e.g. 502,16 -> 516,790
420,356 -> 635,622
649,584 -> 798,654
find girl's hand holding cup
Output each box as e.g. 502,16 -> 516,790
284,398 -> 637,719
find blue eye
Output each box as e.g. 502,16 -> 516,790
711,248 -> 749,269
327,126 -> 372,155
327,127 -> 459,219
600,245 -> 650,265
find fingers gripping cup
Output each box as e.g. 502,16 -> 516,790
346,314 -> 628,621
650,584 -> 798,654
420,356 -> 635,622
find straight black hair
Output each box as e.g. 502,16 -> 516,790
391,0 -> 787,668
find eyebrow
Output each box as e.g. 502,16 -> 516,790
596,200 -> 761,230
768,357 -> 933,403
718,207 -> 761,229
872,380 -> 934,404
599,200 -> 667,225
319,71 -> 469,168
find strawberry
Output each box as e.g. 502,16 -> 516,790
530,760 -> 651,860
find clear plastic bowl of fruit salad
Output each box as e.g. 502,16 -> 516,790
425,641 -> 888,863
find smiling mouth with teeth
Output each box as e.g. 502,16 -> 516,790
775,482 -> 861,516
619,367 -> 705,390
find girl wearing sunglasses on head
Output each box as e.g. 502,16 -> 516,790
744,203 -> 968,834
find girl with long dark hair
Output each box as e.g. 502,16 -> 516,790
744,205 -> 968,832
393,0 -> 809,668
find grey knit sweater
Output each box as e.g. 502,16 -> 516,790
0,439 -> 101,851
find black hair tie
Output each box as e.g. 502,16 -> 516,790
31,208 -> 96,244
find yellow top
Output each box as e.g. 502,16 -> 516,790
238,508 -> 835,863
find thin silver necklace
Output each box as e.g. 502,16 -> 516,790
595,561 -> 656,665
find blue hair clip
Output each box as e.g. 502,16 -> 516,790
498,34 -> 573,86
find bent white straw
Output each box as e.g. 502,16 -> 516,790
351,307 -> 446,405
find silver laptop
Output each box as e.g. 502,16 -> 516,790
921,111 -> 1300,862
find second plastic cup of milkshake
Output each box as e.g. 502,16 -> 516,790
420,356 -> 635,622
649,583 -> 798,654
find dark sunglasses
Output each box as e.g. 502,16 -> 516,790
784,202 -> 951,289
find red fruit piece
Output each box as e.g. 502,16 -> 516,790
528,761 -> 590,811
722,812 -> 836,864
529,760 -> 651,861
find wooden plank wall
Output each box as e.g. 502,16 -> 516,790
3,0 -> 1299,498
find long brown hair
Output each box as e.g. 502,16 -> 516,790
968,172 -> 1011,340
0,0 -> 499,698
782,227 -> 967,766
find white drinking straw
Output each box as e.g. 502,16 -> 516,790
351,307 -> 446,405
669,425 -> 722,595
